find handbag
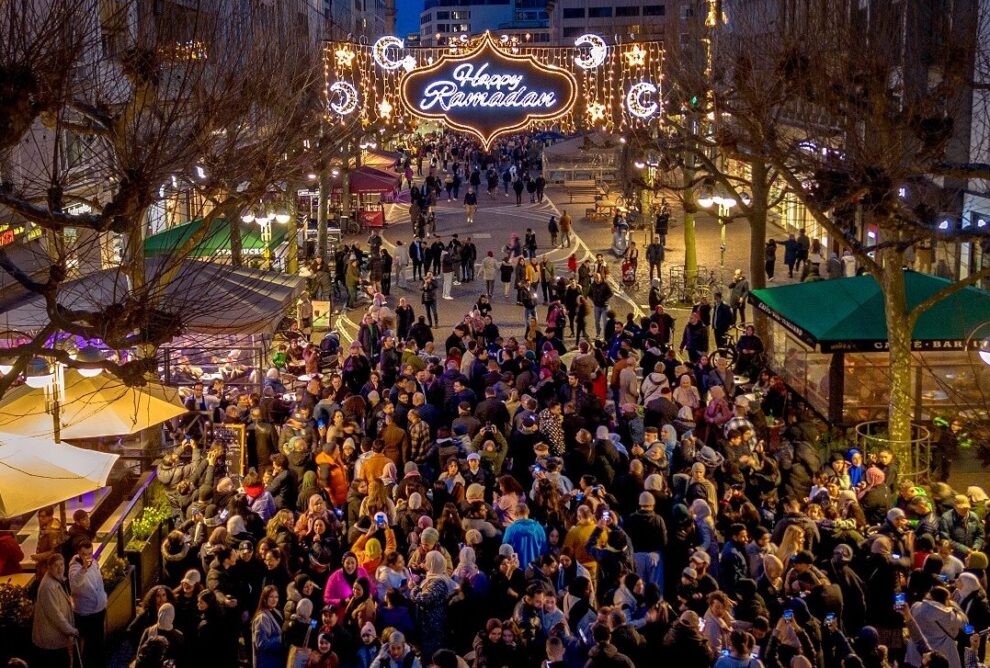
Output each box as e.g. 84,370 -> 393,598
286,621 -> 316,668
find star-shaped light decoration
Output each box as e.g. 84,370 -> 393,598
587,102 -> 607,123
624,44 -> 646,67
335,46 -> 356,68
401,55 -> 417,72
378,99 -> 393,118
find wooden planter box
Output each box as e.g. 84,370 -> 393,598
125,523 -> 164,596
104,565 -> 135,636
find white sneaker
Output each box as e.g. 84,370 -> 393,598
453,281 -> 461,285
442,296 -> 454,300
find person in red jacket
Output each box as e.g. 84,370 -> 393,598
0,527 -> 25,575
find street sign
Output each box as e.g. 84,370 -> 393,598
400,33 -> 577,149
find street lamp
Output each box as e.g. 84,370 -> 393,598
75,345 -> 105,378
699,184 -> 736,268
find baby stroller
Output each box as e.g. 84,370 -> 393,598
621,257 -> 639,293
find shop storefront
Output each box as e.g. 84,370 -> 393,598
750,272 -> 990,425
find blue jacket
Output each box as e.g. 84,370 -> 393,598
503,518 -> 548,568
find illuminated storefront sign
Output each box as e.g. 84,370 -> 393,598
400,34 -> 576,148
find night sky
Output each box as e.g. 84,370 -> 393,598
397,0 -> 425,37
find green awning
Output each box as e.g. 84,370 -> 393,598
748,271 -> 990,353
144,218 -> 287,258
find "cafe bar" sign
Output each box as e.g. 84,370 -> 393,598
401,33 -> 577,148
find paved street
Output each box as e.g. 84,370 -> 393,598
331,178 -> 800,346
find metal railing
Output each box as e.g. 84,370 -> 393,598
854,420 -> 932,482
94,470 -> 158,560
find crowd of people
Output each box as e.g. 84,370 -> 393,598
14,135 -> 990,668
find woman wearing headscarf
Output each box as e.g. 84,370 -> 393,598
904,585 -> 967,668
449,546 -> 491,654
757,554 -> 787,622
563,575 -> 597,641
690,499 -> 721,580
857,466 -> 890,526
411,550 -> 458,659
703,385 -> 733,446
956,572 -> 990,656
282,598 -> 317,649
351,521 -> 395,575
846,448 -> 865,487
137,602 -> 186,667
340,577 -> 376,636
322,552 -> 371,611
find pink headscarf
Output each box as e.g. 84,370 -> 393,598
857,466 -> 886,499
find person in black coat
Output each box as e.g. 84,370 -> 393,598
661,611 -> 716,665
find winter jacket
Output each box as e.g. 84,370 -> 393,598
32,574 -> 77,650
251,609 -> 285,668
584,642 -> 635,668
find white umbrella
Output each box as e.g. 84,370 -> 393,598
0,434 -> 119,518
0,369 -> 187,439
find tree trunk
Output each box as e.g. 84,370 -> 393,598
229,216 -> 243,267
683,167 -> 698,286
317,170 -> 329,262
878,252 -> 915,467
286,180 -> 299,275
126,212 -> 145,291
749,160 -> 769,340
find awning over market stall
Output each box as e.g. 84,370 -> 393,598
748,271 -> 990,353
362,148 -> 402,170
144,218 -> 288,258
330,166 -> 399,194
0,258 -> 304,337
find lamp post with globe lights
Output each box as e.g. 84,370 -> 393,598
698,182 -> 737,269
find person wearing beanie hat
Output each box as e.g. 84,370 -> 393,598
353,619 -> 381,666
623,491 -> 667,590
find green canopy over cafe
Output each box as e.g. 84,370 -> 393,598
144,218 -> 287,259
748,271 -> 990,424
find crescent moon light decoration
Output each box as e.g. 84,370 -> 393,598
373,36 -> 406,71
329,81 -> 358,115
626,82 -> 659,119
573,34 -> 607,70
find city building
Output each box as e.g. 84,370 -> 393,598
418,0 -> 550,46
547,0 -> 698,45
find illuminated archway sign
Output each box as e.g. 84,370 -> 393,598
400,33 -> 577,149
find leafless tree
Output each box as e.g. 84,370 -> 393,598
0,0 -> 356,397
657,0 -> 990,448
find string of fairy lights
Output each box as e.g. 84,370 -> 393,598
323,32 -> 665,139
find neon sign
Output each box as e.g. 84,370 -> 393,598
400,33 -> 576,148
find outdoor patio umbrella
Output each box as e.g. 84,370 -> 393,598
0,435 -> 119,518
0,369 -> 187,439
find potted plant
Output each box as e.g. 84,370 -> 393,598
125,504 -> 172,594
0,580 -> 34,662
101,553 -> 135,635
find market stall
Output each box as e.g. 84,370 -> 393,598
330,165 -> 400,223
541,132 -> 620,184
749,271 -> 990,424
